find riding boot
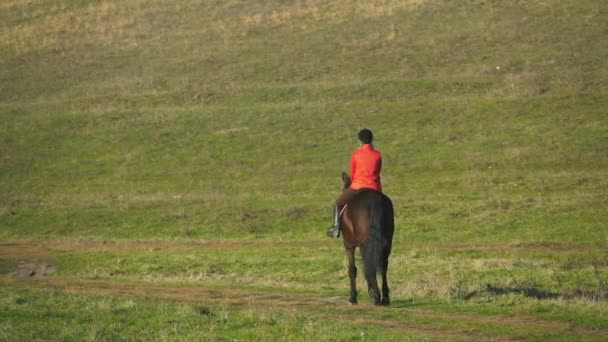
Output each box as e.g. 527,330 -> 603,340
326,204 -> 341,238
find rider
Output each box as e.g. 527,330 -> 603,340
326,128 -> 383,238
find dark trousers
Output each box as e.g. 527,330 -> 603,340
330,188 -> 359,231
336,188 -> 359,207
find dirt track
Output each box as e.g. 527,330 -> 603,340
1,239 -> 606,341
0,239 -> 591,257
4,276 -> 600,341
2,275 -> 481,340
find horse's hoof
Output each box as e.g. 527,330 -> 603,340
349,299 -> 358,305
381,298 -> 391,306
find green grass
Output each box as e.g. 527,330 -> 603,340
1,240 -> 606,340
1,0 -> 607,340
49,246 -> 607,301
1,286 -> 413,342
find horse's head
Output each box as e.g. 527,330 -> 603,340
341,172 -> 352,190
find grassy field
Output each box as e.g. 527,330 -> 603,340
1,0 -> 607,340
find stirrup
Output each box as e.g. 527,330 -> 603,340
326,226 -> 340,238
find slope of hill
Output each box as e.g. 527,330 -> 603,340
1,1 -> 607,339
2,0 -> 606,243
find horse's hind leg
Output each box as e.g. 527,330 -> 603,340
365,270 -> 381,305
361,244 -> 381,305
380,254 -> 390,305
346,248 -> 357,304
381,271 -> 390,306
362,256 -> 381,305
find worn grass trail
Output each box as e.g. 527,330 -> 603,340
4,277 -> 603,341
0,239 -> 597,256
2,239 -> 608,341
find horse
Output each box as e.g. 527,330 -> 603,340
337,172 -> 394,306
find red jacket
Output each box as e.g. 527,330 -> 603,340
349,144 -> 382,192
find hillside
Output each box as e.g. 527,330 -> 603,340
1,0 -> 606,243
0,1 -> 607,340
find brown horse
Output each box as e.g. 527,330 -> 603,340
338,172 -> 394,306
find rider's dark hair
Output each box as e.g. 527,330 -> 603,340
358,128 -> 373,144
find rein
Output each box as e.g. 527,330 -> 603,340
339,204 -> 348,217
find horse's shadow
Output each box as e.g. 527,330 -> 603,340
477,284 -> 560,300
387,285 -> 561,308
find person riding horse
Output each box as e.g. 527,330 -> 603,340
327,128 -> 383,238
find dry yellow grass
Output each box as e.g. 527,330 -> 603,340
229,0 -> 433,35
1,1 -> 151,53
2,0 -> 434,53
0,0 -> 27,11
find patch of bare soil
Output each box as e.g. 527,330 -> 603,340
12,259 -> 55,278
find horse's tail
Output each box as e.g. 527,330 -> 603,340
363,193 -> 394,277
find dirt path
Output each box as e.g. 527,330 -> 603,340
2,276 -> 605,341
0,239 -> 247,257
1,276 -> 479,340
1,239 -> 606,341
0,239 -> 595,257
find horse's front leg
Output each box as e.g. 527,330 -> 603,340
346,247 -> 357,304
